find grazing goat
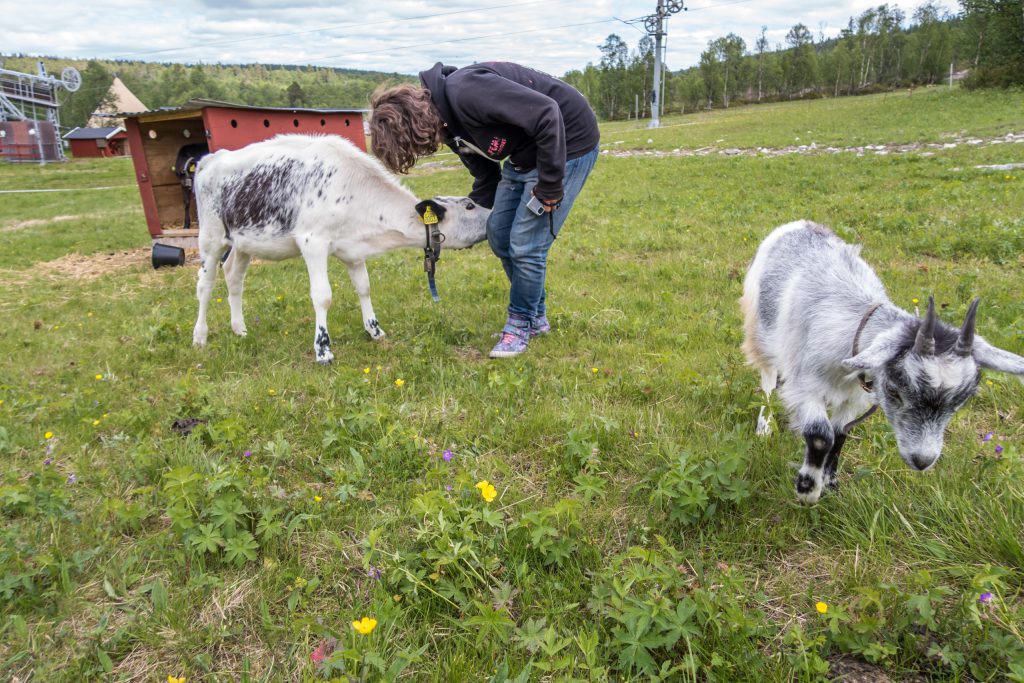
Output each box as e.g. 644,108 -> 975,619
191,134 -> 489,363
741,220 -> 1024,504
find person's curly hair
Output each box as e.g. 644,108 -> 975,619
369,84 -> 445,174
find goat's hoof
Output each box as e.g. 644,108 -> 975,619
755,406 -> 773,436
795,473 -> 823,505
232,324 -> 248,337
825,476 -> 839,492
316,350 -> 335,365
366,319 -> 386,340
193,334 -> 208,347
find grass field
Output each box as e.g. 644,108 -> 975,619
1,87 -> 1023,682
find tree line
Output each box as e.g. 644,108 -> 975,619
564,0 -> 1023,120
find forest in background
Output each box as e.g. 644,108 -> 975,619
565,0 -> 1024,119
1,0 -> 1020,129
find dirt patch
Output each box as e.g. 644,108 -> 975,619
1,247 -> 203,286
0,214 -> 85,234
36,248 -> 153,280
600,131 -> 1024,160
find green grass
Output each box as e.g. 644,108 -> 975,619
1,87 -> 1023,682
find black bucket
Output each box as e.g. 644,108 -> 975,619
152,243 -> 185,269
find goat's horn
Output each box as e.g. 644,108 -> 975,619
955,297 -> 980,357
913,295 -> 937,356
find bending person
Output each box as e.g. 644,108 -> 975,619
370,61 -> 600,358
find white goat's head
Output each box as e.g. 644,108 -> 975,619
415,196 -> 489,249
843,297 -> 1024,471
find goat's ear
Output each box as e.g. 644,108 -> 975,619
974,338 -> 1024,377
415,199 -> 447,224
842,334 -> 902,372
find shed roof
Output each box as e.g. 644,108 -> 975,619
63,126 -> 126,140
120,98 -> 367,119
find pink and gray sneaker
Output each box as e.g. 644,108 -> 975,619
489,316 -> 530,358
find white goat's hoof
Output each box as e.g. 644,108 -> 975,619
365,318 -> 385,340
795,470 -> 823,505
193,330 -> 208,347
755,406 -> 774,437
231,323 -> 248,337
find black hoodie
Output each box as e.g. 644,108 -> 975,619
419,62 -> 599,209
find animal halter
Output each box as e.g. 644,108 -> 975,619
421,206 -> 445,302
845,302 -> 883,432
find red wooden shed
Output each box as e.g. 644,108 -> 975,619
122,99 -> 366,243
63,126 -> 129,158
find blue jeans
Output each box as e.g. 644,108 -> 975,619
486,146 -> 598,321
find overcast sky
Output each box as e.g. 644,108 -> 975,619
0,0 -> 953,76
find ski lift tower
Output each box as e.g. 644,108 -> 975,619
644,0 -> 685,128
0,61 -> 81,162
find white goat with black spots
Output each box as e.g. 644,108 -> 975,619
742,220 -> 1024,504
191,134 -> 489,363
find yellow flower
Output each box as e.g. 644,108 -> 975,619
44,431 -> 54,440
352,616 -> 377,635
363,367 -> 370,374
591,367 -> 599,374
911,298 -> 919,305
267,389 -> 277,396
815,601 -> 828,614
216,298 -> 222,303
95,374 -> 103,380
394,378 -> 405,387
986,380 -> 994,387
314,495 -> 322,503
92,419 -> 100,427
475,480 -> 497,503
276,295 -> 284,301
87,312 -> 94,317
168,676 -> 186,683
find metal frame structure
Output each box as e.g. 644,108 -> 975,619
0,61 -> 81,162
642,0 -> 685,128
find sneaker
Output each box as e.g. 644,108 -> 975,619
530,315 -> 551,337
489,317 -> 530,358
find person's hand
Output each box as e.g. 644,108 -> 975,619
541,197 -> 561,213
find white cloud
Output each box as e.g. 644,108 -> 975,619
0,0 -> 955,75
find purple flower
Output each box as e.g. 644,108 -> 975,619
982,432 -> 994,442
366,567 -> 383,580
445,485 -> 453,492
243,450 -> 253,458
995,445 -> 1004,455
442,449 -> 453,462
43,458 -> 53,466
979,592 -> 993,603
67,473 -> 77,484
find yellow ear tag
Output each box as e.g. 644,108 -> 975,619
422,206 -> 439,225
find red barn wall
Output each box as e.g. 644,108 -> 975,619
202,108 -> 365,152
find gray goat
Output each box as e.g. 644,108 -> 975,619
741,220 -> 1024,504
